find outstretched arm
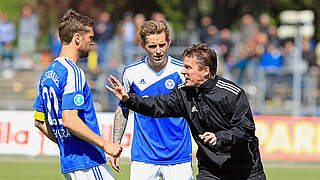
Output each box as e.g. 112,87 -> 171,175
106,75 -> 183,118
109,106 -> 129,172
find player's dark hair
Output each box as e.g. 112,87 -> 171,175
58,10 -> 95,45
139,20 -> 170,45
182,43 -> 217,76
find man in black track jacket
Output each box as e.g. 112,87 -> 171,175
106,43 -> 266,180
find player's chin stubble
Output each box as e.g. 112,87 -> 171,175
78,48 -> 89,58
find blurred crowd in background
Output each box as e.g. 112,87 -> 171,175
1,5 -> 320,115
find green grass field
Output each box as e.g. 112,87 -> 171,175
0,156 -> 319,180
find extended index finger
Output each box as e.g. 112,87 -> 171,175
109,75 -> 121,87
105,85 -> 115,93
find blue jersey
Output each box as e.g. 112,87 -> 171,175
33,57 -> 106,173
122,56 -> 192,165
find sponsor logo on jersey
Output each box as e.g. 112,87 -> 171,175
74,94 -> 84,106
165,79 -> 175,89
139,78 -> 146,84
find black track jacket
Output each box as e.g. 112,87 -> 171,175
121,75 -> 265,178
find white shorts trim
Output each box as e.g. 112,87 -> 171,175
63,163 -> 114,180
130,161 -> 194,180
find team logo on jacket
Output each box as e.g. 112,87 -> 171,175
165,79 -> 175,89
74,94 -> 84,106
191,105 -> 198,112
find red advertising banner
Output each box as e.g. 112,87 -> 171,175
255,115 -> 320,161
0,111 -> 133,157
0,111 -> 319,161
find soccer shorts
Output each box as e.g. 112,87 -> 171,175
130,160 -> 194,180
63,163 -> 114,180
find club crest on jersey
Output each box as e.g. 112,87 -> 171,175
74,94 -> 84,106
165,79 -> 175,89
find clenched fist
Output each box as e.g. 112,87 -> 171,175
102,142 -> 123,157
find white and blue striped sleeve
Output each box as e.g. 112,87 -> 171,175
60,59 -> 86,110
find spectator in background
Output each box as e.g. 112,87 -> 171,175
18,5 -> 39,69
87,43 -> 101,102
50,28 -> 61,58
260,43 -> 283,73
302,37 -> 318,107
316,42 -> 320,67
133,13 -> 145,46
206,25 -> 220,51
0,13 -> 16,47
106,58 -> 120,112
121,11 -> 135,65
219,28 -> 233,61
0,13 -> 16,67
260,43 -> 283,100
240,14 -> 258,43
247,31 -> 269,84
282,40 -> 295,69
259,13 -> 271,34
302,37 -> 317,70
133,13 -> 145,59
217,28 -> 233,78
95,11 -> 114,71
199,16 -> 212,43
314,42 -> 320,107
281,40 -> 295,99
267,25 -> 280,47
231,44 -> 251,85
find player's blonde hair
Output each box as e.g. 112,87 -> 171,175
58,10 -> 95,45
139,20 -> 170,45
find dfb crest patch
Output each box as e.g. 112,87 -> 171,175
74,94 -> 84,106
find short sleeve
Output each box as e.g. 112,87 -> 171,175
33,93 -> 45,112
61,67 -> 86,110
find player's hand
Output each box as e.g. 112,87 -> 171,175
199,132 -> 217,146
103,142 -> 123,157
109,156 -> 121,173
105,75 -> 129,102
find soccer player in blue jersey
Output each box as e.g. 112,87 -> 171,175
33,10 -> 122,180
109,20 -> 193,180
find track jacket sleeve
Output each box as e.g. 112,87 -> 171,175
215,90 -> 256,150
120,88 -> 183,118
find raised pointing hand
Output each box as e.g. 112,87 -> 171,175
105,75 -> 129,102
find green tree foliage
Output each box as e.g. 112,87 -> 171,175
155,0 -> 184,31
0,0 -> 34,23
